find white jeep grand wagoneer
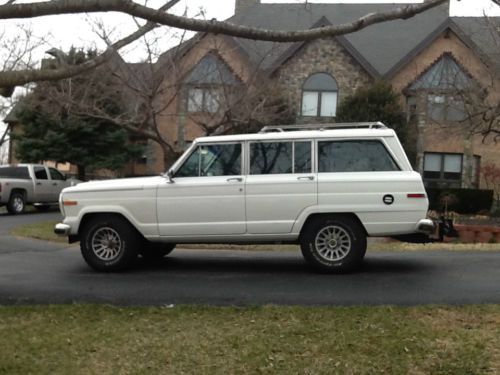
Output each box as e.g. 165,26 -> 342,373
55,122 -> 434,272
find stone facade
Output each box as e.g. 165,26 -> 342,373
276,37 -> 373,122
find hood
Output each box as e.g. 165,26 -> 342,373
62,176 -> 164,194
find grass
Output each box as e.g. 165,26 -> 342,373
10,220 -> 67,243
0,304 -> 499,374
10,220 -> 500,252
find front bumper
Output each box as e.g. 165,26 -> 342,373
54,223 -> 71,236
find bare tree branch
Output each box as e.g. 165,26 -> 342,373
0,0 -> 448,42
0,0 -> 181,95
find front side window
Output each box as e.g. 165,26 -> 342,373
250,141 -> 312,175
49,168 -> 65,181
301,73 -> 338,117
318,140 -> 400,172
176,143 -> 242,177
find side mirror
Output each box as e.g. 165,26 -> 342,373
166,169 -> 175,183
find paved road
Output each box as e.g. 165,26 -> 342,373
1,211 -> 500,306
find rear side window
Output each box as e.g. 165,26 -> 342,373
250,141 -> 312,175
318,140 -> 400,172
0,167 -> 30,179
34,166 -> 48,180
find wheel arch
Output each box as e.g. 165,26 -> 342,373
299,212 -> 368,241
78,212 -> 145,241
10,188 -> 27,200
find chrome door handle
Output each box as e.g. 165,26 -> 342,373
226,177 -> 243,182
297,176 -> 314,181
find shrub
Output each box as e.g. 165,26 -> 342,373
426,188 -> 494,214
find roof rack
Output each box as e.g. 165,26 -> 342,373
259,122 -> 387,133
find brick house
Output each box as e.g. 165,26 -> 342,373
6,0 -> 500,191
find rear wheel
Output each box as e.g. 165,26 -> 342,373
80,215 -> 140,272
7,192 -> 25,215
300,215 -> 366,273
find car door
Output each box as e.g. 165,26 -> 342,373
32,166 -> 53,202
157,142 -> 246,237
245,140 -> 317,234
47,167 -> 67,202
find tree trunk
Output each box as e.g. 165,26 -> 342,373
77,164 -> 86,181
159,142 -> 180,172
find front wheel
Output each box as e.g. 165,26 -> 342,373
7,192 -> 25,215
80,215 -> 140,272
300,216 -> 366,273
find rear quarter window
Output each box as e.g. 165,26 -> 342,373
318,140 -> 400,172
0,167 -> 30,179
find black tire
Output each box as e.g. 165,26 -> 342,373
80,215 -> 140,272
300,215 -> 367,273
7,192 -> 25,215
140,242 -> 176,261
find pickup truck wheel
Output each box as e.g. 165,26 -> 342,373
140,243 -> 176,261
7,192 -> 25,215
300,216 -> 366,273
80,216 -> 139,272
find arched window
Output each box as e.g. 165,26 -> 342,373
301,73 -> 338,117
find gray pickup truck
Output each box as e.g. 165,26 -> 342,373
0,164 -> 78,214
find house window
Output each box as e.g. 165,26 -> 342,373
301,73 -> 338,117
187,87 -> 222,113
423,153 -> 462,187
427,94 -> 466,122
184,53 -> 239,114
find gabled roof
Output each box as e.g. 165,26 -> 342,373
223,3 -> 499,78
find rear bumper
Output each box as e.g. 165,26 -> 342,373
416,219 -> 436,234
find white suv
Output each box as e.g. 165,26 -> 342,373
55,122 -> 434,272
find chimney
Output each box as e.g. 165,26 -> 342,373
235,0 -> 260,14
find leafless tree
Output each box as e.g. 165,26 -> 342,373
31,29 -> 295,171
0,0 -> 448,94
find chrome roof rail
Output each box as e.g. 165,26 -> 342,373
259,122 -> 387,133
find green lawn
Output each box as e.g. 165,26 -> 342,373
0,304 -> 499,374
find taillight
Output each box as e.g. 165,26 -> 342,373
407,193 -> 426,198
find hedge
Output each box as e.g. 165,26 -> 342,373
426,188 -> 494,214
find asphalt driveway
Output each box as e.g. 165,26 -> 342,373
1,211 -> 500,306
